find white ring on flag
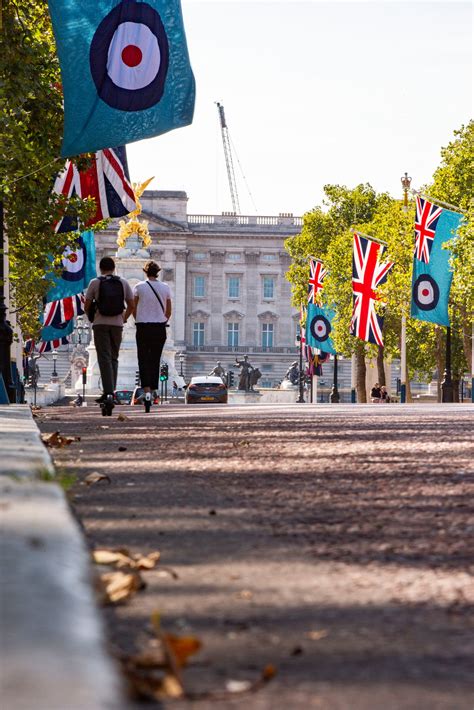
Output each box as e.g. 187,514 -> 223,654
62,245 -> 84,274
107,22 -> 161,90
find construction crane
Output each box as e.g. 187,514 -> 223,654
216,102 -> 241,215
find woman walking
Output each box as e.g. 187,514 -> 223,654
133,261 -> 172,412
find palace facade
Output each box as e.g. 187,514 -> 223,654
96,190 -> 303,386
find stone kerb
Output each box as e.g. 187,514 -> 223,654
0,405 -> 124,710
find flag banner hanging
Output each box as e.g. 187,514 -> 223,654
414,196 -> 443,264
306,303 -> 336,355
47,0 -> 196,157
53,147 -> 136,233
40,317 -> 75,344
38,336 -> 71,354
308,258 -> 328,304
46,231 -> 97,303
350,233 -> 394,347
43,294 -> 85,328
410,205 -> 462,326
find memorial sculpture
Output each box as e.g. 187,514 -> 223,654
209,361 -> 227,383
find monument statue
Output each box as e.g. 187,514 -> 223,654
235,355 -> 254,391
249,367 -> 262,392
285,361 -> 299,386
209,361 -> 226,383
116,176 -> 154,257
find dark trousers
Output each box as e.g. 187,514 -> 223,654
136,323 -> 167,390
93,325 -> 123,394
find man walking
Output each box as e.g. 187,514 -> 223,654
84,257 -> 134,404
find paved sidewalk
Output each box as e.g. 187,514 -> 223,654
0,405 -> 124,710
39,403 -> 474,710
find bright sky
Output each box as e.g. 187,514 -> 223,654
127,0 -> 472,217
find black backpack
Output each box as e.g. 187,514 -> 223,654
97,276 -> 125,316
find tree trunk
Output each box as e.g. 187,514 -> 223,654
406,377 -> 413,403
356,343 -> 367,403
376,346 -> 386,386
452,377 -> 460,403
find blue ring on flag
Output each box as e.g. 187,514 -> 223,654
413,274 -> 439,311
310,314 -> 331,343
62,235 -> 86,282
90,1 -> 169,112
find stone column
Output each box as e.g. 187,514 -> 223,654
244,251 -> 260,345
173,249 -> 188,347
210,251 -> 225,344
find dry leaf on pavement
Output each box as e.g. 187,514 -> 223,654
92,549 -> 161,570
84,472 -> 111,486
164,634 -> 202,668
117,413 -> 129,422
306,629 -> 328,641
42,431 -> 78,448
99,570 -> 145,604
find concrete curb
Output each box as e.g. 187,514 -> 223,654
0,406 -> 125,710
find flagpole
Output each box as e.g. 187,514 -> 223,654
410,189 -> 466,215
400,314 -> 407,403
353,231 -> 388,247
297,328 -> 305,403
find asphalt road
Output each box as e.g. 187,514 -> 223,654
39,403 -> 474,710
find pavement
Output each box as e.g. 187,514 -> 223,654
0,405 -> 124,710
35,402 -> 474,710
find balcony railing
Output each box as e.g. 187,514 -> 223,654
186,345 -> 298,354
187,214 -> 303,229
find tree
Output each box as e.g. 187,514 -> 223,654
0,2 -> 94,337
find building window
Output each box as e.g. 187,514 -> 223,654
193,275 -> 205,298
228,276 -> 240,299
227,322 -> 239,347
262,253 -> 277,261
193,322 -> 205,347
263,276 -> 275,299
228,253 -> 241,261
194,252 -> 206,260
262,323 -> 274,348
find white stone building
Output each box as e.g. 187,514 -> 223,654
94,190 -> 303,386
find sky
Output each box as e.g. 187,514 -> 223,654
127,0 -> 472,217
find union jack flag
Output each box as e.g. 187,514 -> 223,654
350,234 -> 394,347
26,336 -> 71,355
53,146 -> 136,233
43,294 -> 85,328
308,258 -> 328,304
414,196 -> 443,264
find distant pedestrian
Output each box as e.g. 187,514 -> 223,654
133,260 -> 172,410
380,385 -> 390,403
172,381 -> 178,398
371,383 -> 382,403
84,256 -> 134,404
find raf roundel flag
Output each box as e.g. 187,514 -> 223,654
46,231 -> 97,303
305,303 -> 336,355
410,207 -> 462,327
47,0 -> 196,157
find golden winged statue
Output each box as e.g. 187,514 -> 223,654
117,176 -> 154,248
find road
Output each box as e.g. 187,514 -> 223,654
39,403 -> 474,709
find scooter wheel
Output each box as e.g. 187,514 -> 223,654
144,399 -> 151,413
101,405 -> 107,416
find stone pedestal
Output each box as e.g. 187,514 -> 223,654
228,390 -> 262,405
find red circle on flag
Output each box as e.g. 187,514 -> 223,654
413,274 -> 440,311
122,45 -> 143,67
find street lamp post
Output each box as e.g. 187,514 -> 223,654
296,334 -> 305,403
178,352 -> 185,377
52,350 -> 58,379
329,354 -> 340,403
400,172 -> 412,402
76,317 -> 84,345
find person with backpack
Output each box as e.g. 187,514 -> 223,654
84,256 -> 134,405
132,260 -> 172,411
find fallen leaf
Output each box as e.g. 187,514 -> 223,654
135,551 -> 161,570
93,549 -> 133,567
226,680 -> 252,693
161,673 -> 184,698
236,589 -> 253,600
155,566 -> 179,580
41,431 -> 78,448
99,570 -> 145,604
85,472 -> 111,486
164,634 -> 202,668
117,413 -> 129,422
306,629 -> 328,641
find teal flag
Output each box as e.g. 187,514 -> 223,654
410,208 -> 462,326
47,0 -> 195,156
40,318 -> 75,344
46,231 -> 97,303
306,303 -> 336,355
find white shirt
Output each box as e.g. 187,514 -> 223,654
133,279 -> 171,323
